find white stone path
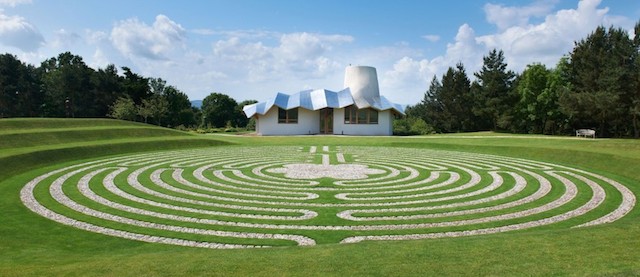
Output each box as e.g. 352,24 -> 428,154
20,146 -> 635,248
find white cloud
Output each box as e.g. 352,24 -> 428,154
110,14 -> 186,60
275,33 -> 352,76
0,0 -> 31,7
0,12 -> 43,52
210,32 -> 352,84
478,0 -> 610,69
381,23 -> 484,104
422,35 -> 440,42
277,32 -> 353,62
379,0 -> 633,105
51,29 -> 81,49
213,37 -> 269,61
91,48 -> 109,68
445,24 -> 483,67
484,0 -> 556,30
86,30 -> 108,45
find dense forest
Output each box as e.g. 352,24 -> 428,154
1,22 -> 639,137
405,22 -> 640,138
0,52 -> 253,129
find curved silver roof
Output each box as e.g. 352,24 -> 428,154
243,88 -> 405,118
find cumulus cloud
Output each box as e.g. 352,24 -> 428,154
484,0 -> 556,30
381,23 -> 483,104
213,37 -> 269,61
380,0 -> 629,104
0,12 -> 43,52
0,0 -> 31,7
211,32 -> 353,82
110,14 -> 186,60
275,33 -> 353,65
478,0 -> 610,69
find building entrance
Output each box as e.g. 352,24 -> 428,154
319,108 -> 333,134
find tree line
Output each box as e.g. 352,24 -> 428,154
2,22 -> 639,137
407,22 -> 640,138
0,51 -> 255,129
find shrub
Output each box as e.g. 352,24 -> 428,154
394,117 -> 434,136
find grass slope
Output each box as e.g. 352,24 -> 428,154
1,119 -> 639,276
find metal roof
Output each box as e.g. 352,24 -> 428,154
243,88 -> 405,118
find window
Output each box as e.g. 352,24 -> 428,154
278,108 -> 298,123
369,109 -> 378,123
343,106 -> 378,124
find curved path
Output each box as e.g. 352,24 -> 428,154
20,146 -> 635,248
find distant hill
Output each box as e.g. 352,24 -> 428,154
190,100 -> 202,108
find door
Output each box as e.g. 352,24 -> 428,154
319,108 -> 333,134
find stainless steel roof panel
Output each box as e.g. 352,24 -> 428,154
309,89 -> 327,110
299,90 -> 314,110
273,93 -> 290,109
244,86 -> 403,117
336,88 -> 354,108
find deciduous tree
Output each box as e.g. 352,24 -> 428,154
108,96 -> 137,121
202,92 -> 238,128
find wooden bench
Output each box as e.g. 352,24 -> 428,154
576,129 -> 596,138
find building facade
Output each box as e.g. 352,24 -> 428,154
243,66 -> 404,136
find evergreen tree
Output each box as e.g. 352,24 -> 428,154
121,66 -> 150,105
433,63 -> 473,132
632,21 -> 640,138
0,54 -> 42,117
562,26 -> 638,137
91,64 -> 123,117
472,49 -> 516,131
421,76 -> 443,132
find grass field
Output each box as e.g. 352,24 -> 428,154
1,118 -> 639,276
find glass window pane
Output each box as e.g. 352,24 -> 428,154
369,109 -> 378,124
344,106 -> 351,124
350,106 -> 358,124
278,108 -> 286,123
357,109 -> 367,124
288,108 -> 298,123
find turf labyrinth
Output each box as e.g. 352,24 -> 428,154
20,146 -> 636,248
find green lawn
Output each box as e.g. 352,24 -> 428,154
1,118 -> 639,276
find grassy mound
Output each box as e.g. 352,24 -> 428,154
1,120 -> 639,276
0,118 -> 229,178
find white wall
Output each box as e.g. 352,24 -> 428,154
255,107 -> 394,136
332,109 -> 393,136
256,107 -> 320,135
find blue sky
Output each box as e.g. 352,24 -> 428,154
1,0 -> 639,105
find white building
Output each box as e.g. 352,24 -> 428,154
243,66 -> 405,136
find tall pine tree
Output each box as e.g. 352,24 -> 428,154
472,49 -> 516,131
562,26 -> 638,137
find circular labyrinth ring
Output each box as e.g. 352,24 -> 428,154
20,146 -> 635,248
